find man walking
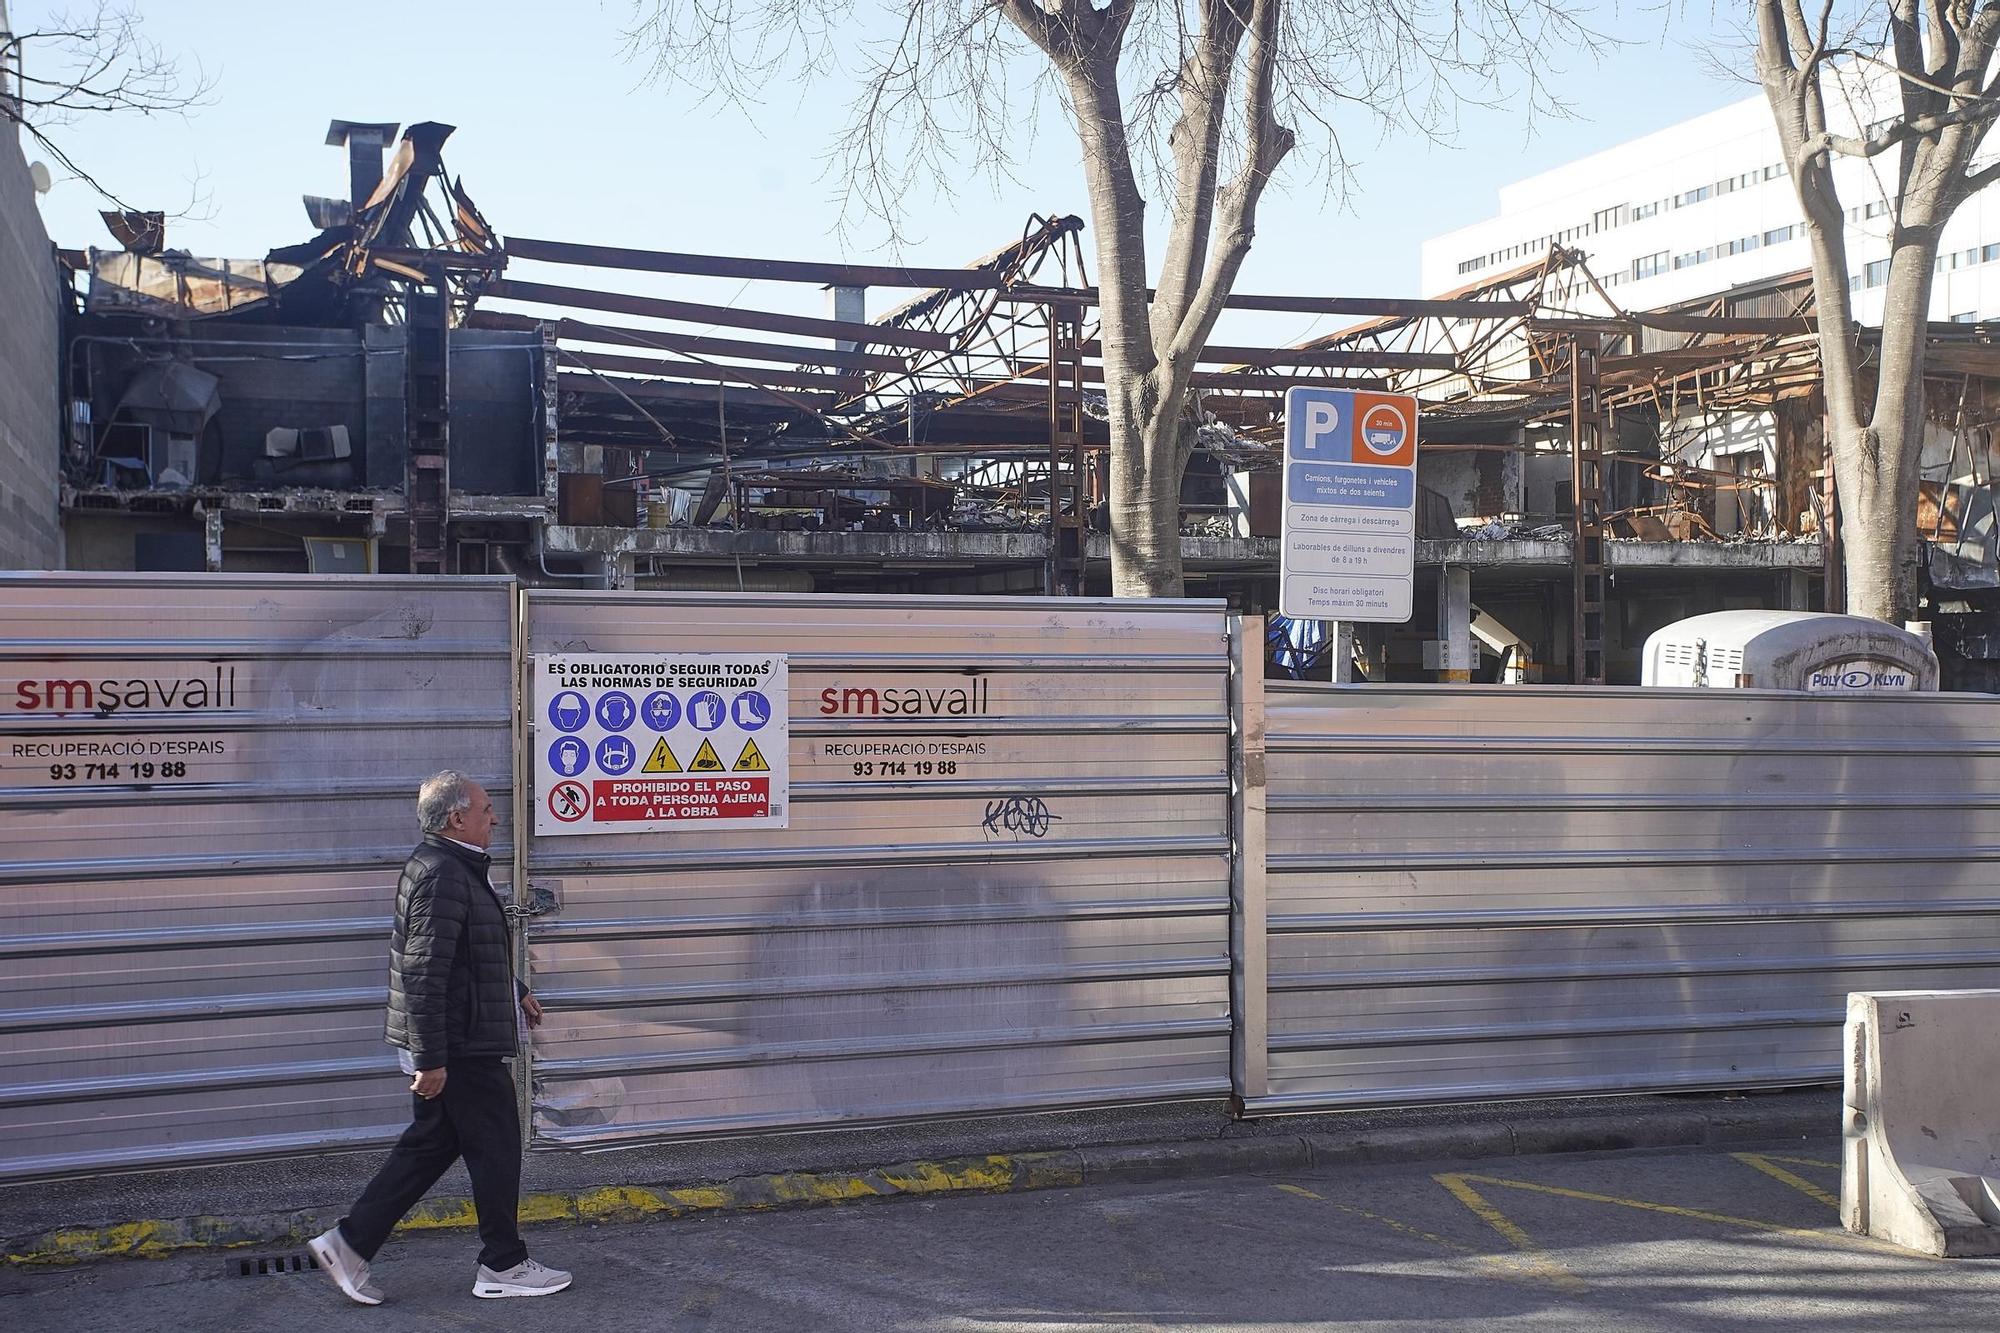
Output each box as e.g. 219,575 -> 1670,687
310,771 -> 571,1304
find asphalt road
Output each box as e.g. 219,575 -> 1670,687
6,1142 -> 1997,1332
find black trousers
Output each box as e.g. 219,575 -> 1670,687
338,1056 -> 528,1271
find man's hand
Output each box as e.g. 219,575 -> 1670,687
411,1067 -> 446,1099
521,991 -> 544,1029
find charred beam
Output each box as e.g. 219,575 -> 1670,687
505,237 -> 1008,289
1002,284 -> 1532,320
489,278 -> 955,352
563,348 -> 854,395
558,371 -> 832,411
1079,341 -> 1455,370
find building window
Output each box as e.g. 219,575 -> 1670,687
1984,243 -> 2000,262
1633,200 -> 1660,220
1633,252 -> 1668,279
1864,259 -> 1891,287
1716,176 -> 1736,196
1863,200 -> 1889,220
1593,205 -> 1625,231
1953,312 -> 1978,324
1764,225 -> 1797,245
1675,185 -> 1712,207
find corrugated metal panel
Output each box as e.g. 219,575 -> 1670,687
1247,683 -> 2000,1112
0,574 -> 515,1180
521,592 -> 1233,1146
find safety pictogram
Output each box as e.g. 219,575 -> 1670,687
547,780 -> 589,823
642,737 -> 682,773
532,652 -> 789,836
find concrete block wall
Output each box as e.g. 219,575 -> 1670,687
0,128 -> 59,569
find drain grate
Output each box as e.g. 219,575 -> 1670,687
229,1251 -> 318,1278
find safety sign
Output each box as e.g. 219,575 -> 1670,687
532,653 -> 789,835
1278,386 -> 1419,624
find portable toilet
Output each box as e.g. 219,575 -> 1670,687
1641,610 -> 1938,691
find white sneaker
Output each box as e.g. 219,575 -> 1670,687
473,1256 -> 573,1299
308,1225 -> 385,1306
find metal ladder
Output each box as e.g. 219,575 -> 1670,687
1568,332 -> 1607,685
405,276 -> 451,575
1045,299 -> 1088,596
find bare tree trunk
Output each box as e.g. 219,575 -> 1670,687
1106,384 -> 1189,597
1847,226 -> 1940,621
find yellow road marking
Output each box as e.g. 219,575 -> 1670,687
1733,1153 -> 1841,1210
1274,1183 -> 1558,1288
1440,1172 -> 1915,1258
1272,1176 -> 1480,1248
1757,1154 -> 1840,1170
1431,1175 -> 1590,1291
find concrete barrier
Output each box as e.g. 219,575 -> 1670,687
1844,991 -> 2000,1256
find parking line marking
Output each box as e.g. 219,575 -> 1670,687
1758,1154 -> 1840,1170
1733,1153 -> 1841,1210
1439,1172 -> 1912,1257
1274,1183 -> 1564,1289
1432,1174 -> 1590,1291
1276,1184 -> 1474,1253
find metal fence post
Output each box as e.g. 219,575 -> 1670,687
510,580 -> 534,1134
1229,615 -> 1269,1108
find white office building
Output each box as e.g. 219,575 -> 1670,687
1422,66 -> 2000,322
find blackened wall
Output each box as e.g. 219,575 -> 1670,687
74,320 -> 541,496
0,128 -> 60,567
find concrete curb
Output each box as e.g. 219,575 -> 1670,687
2,1099 -> 1831,1268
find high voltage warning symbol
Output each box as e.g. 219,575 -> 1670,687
642,737 -> 682,773
688,738 -> 726,772
733,738 -> 770,772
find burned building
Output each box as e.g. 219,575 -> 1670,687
44,119 -> 2000,687
59,121 -> 543,575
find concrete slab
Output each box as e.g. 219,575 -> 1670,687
1844,990 -> 2000,1256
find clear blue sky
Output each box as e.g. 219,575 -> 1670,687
21,1 -> 1752,344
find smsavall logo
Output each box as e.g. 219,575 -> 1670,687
817,679 -> 991,717
13,665 -> 239,715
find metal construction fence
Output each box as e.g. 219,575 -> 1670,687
0,575 -> 516,1181
2,572 -> 1994,1182
517,591 -> 1236,1147
1239,681 -> 2000,1113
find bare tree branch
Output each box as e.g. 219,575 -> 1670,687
0,2 -> 213,216
1755,0 -> 2000,622
619,0 -> 1603,597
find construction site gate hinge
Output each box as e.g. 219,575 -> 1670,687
507,881 -> 560,921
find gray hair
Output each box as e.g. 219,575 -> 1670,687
417,770 -> 476,833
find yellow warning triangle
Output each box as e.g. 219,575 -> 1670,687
733,737 -> 770,772
688,738 -> 725,772
642,737 -> 681,773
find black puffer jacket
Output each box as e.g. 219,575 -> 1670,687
384,834 -> 522,1069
